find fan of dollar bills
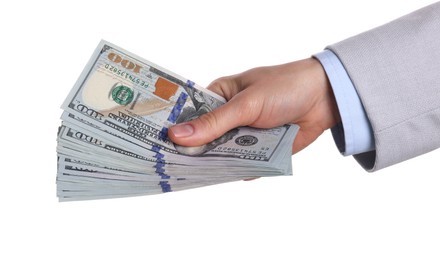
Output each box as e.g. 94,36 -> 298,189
56,40 -> 299,201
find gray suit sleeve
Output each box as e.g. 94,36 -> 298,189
327,2 -> 440,171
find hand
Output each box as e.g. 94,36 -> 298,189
168,58 -> 341,153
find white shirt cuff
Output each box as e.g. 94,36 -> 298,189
314,50 -> 375,156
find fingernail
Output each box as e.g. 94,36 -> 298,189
170,123 -> 194,138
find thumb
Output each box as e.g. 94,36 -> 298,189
168,99 -> 244,147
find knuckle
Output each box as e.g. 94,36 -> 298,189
208,76 -> 240,100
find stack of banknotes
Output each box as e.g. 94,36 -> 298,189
56,41 -> 299,201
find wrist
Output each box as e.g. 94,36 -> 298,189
310,57 -> 341,131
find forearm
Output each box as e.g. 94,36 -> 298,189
328,2 -> 440,171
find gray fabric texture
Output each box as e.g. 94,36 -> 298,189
328,2 -> 440,171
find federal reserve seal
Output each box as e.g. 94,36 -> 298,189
235,135 -> 258,146
111,85 -> 134,105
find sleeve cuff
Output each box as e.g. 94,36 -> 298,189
314,50 -> 375,156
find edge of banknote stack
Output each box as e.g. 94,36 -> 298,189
56,40 -> 299,201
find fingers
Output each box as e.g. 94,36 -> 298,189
168,99 -> 245,146
291,126 -> 323,154
206,75 -> 242,101
168,75 -> 249,146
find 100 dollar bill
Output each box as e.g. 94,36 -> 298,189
61,41 -> 298,164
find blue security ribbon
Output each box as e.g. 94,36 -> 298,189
159,127 -> 169,141
186,80 -> 195,88
167,92 -> 188,123
154,153 -> 164,160
159,181 -> 172,192
151,145 -> 170,179
152,145 -> 161,153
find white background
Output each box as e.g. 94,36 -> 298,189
1,0 -> 439,259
